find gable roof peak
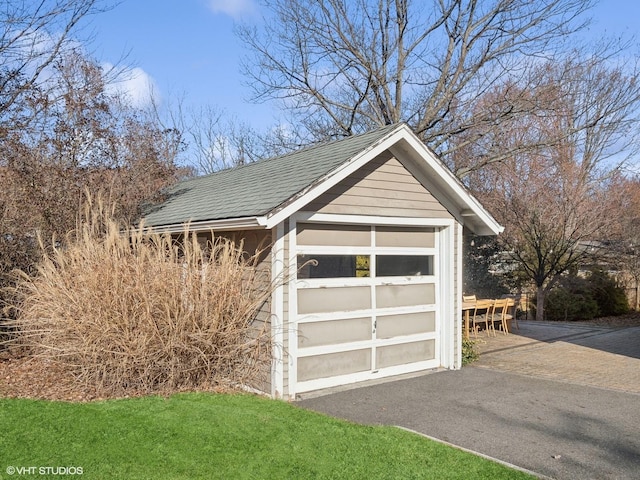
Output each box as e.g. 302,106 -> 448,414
143,122 -> 502,236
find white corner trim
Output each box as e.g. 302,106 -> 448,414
438,224 -> 455,370
271,222 -> 285,398
455,222 -> 464,369
287,218 -> 299,399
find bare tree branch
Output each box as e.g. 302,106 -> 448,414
0,0 -> 112,124
465,58 -> 636,319
238,0 -> 596,158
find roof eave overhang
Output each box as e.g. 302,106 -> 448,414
460,209 -> 505,236
457,208 -> 504,236
389,128 -> 503,236
143,216 -> 268,234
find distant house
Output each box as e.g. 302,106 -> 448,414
144,123 -> 502,399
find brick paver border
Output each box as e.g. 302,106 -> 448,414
473,321 -> 640,394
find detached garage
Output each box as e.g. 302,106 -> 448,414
144,123 -> 502,399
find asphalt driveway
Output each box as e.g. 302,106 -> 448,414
297,322 -> 640,479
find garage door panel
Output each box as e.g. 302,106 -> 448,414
375,226 -> 435,248
376,311 -> 435,339
298,286 -> 371,314
376,283 -> 435,308
297,223 -> 370,246
298,317 -> 372,348
298,349 -> 372,382
376,340 -> 436,369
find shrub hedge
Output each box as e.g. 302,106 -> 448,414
545,269 -> 629,321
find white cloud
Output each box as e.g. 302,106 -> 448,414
103,64 -> 159,109
4,25 -> 159,110
207,0 -> 256,18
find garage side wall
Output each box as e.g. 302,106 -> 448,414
195,229 -> 274,394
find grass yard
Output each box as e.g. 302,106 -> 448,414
0,393 -> 534,479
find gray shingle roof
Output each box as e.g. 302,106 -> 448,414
143,124 -> 402,227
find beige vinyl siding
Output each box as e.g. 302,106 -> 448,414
245,230 -> 273,394
306,153 -> 453,219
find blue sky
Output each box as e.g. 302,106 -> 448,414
86,0 -> 640,131
88,0 -> 275,125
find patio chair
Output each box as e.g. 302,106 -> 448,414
491,298 -> 513,335
499,295 -> 520,331
471,299 -> 494,337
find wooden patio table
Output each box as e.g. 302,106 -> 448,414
462,299 -> 495,339
462,301 -> 476,339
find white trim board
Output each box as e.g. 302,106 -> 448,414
270,223 -> 285,398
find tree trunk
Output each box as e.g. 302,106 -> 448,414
536,285 -> 546,322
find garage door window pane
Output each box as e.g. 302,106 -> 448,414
376,255 -> 433,277
298,255 -> 370,278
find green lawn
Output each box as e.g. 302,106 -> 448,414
0,393 -> 534,479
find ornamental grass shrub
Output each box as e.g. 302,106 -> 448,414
3,200 -> 273,396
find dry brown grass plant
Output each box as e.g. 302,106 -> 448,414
2,199 -> 273,396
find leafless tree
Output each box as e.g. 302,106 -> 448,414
453,48 -> 640,177
481,156 -> 619,321
0,0 -> 111,127
606,176 -> 640,310
161,99 -> 304,174
187,105 -> 268,173
0,51 -> 186,301
238,0 -> 598,170
466,57 -> 638,320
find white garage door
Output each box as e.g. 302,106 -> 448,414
292,222 -> 440,394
